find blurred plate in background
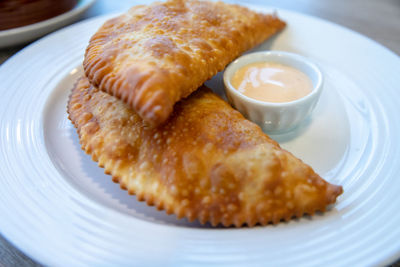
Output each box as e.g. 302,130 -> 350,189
0,0 -> 96,48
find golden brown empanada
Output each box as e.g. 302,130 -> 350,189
83,0 -> 286,126
68,76 -> 342,227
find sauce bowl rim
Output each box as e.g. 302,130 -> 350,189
223,50 -> 323,108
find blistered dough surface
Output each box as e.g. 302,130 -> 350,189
68,76 -> 342,227
83,0 -> 286,126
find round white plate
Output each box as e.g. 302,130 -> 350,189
1,4 -> 400,267
0,0 -> 96,49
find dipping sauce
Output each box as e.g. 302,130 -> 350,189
231,62 -> 312,103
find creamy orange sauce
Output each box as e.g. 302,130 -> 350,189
231,62 -> 312,103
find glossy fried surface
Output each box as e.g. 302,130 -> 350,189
68,77 -> 342,227
83,0 -> 286,126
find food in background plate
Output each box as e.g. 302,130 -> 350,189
83,0 -> 286,126
68,77 -> 342,227
0,0 -> 78,30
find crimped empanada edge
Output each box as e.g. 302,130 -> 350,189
82,1 -> 287,127
67,78 -> 343,227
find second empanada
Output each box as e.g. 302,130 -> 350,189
68,76 -> 342,227
84,0 -> 285,126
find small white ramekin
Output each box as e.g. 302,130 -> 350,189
223,51 -> 323,134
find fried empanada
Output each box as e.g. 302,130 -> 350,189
68,76 -> 342,227
83,0 -> 286,126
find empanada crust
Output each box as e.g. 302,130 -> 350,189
83,0 -> 286,126
68,76 -> 342,227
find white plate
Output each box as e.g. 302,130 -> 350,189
1,4 -> 400,267
0,0 -> 96,49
